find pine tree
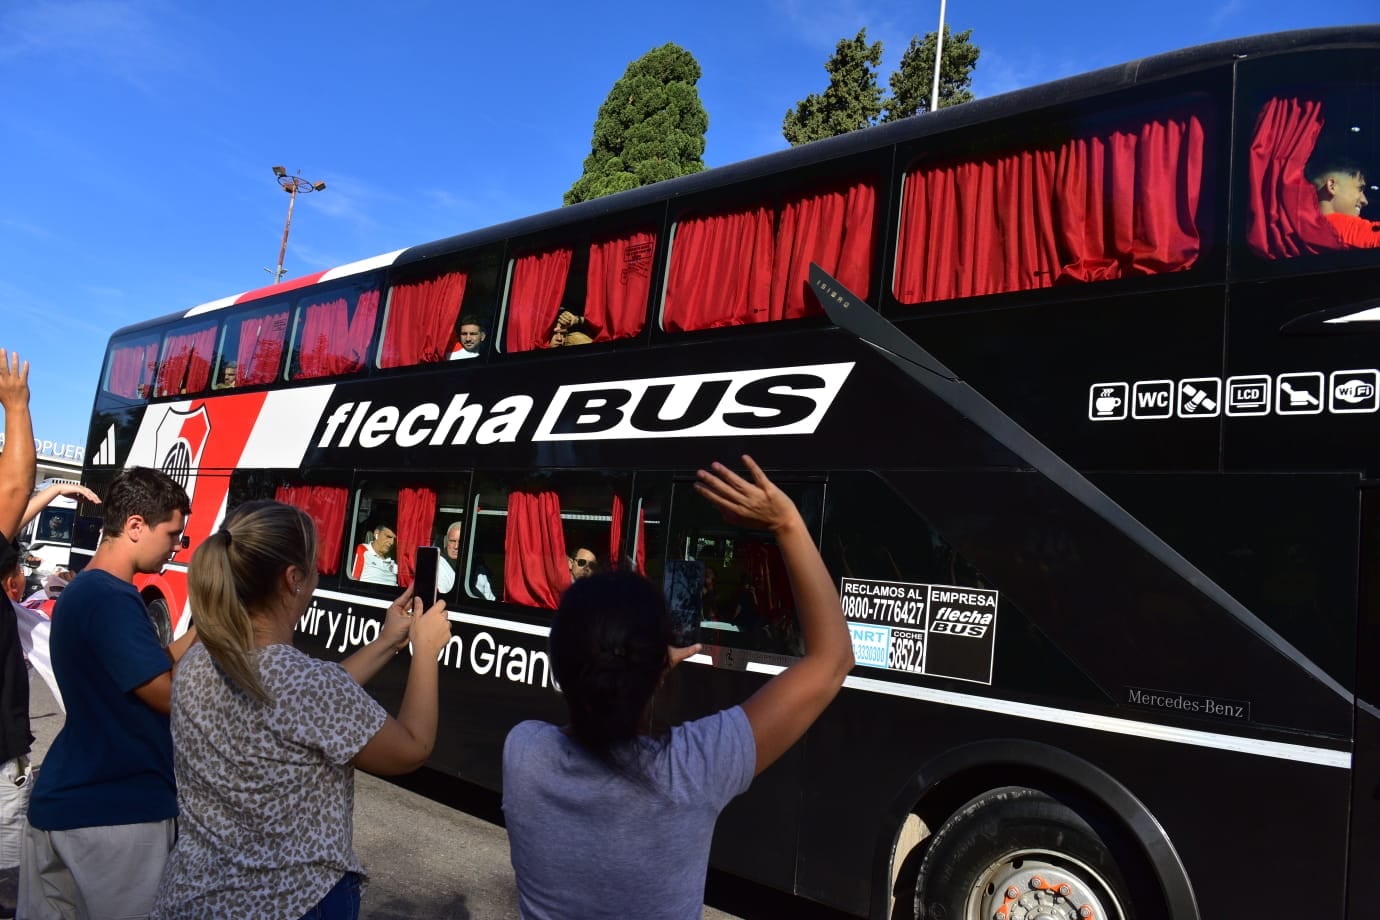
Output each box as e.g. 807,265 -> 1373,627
564,43 -> 709,206
782,29 -> 885,147
884,27 -> 980,121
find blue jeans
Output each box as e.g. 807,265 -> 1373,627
297,872 -> 361,920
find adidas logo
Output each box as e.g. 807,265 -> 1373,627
92,425 -> 117,465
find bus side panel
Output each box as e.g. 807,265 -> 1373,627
1347,486 -> 1380,918
794,690 -> 1350,917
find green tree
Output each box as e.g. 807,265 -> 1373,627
782,28 -> 885,147
884,26 -> 980,121
564,43 -> 709,206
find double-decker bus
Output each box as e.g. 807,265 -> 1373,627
72,27 -> 1380,918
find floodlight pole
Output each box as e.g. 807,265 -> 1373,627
930,0 -> 947,113
268,167 -> 326,284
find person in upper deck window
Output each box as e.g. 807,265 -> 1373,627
449,315 -> 488,361
1308,156 -> 1380,249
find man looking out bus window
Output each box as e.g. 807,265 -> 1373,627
449,316 -> 487,360
352,525 -> 398,586
568,547 -> 597,582
1308,157 -> 1380,248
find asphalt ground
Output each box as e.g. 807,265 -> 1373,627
27,673 -> 855,919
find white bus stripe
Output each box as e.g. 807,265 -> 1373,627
318,249 -> 405,282
239,386 -> 337,469
841,674 -> 1351,769
297,596 -> 1351,770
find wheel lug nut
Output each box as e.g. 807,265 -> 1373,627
1059,883 -> 1073,897
1029,875 -> 1044,889
1005,886 -> 1020,899
1079,906 -> 1094,918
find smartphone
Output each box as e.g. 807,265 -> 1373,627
413,546 -> 440,609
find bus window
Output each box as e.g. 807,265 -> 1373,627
467,471 -> 631,609
378,247 -> 502,369
893,95 -> 1213,306
216,305 -> 291,389
153,320 -> 218,398
102,332 -> 160,400
1243,81 -> 1380,259
661,177 -> 876,332
378,271 -> 469,368
661,475 -> 823,656
341,480 -> 471,594
289,280 -> 382,380
502,227 -> 656,354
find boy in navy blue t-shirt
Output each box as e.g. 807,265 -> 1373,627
20,467 -> 195,919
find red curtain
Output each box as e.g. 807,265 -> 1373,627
1054,108 -> 1206,282
503,490 -> 568,609
296,288 -> 381,378
396,487 -> 437,588
506,249 -> 572,353
274,484 -> 348,575
772,180 -> 876,320
155,326 -> 216,397
380,272 -> 468,367
635,504 -> 646,575
610,493 -> 624,570
663,206 -> 775,331
895,152 -> 1060,302
585,232 -> 655,342
236,311 -> 290,387
894,102 -> 1208,304
1245,96 -> 1346,259
108,342 -> 158,398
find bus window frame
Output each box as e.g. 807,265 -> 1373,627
495,204 -> 666,356
653,152 -> 890,340
884,70 -> 1231,317
1230,48 -> 1380,282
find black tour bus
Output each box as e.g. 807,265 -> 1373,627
74,27 -> 1380,918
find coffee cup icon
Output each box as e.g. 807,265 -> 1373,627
1095,391 -> 1121,415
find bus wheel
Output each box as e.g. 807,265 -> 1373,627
914,786 -> 1133,920
146,598 -> 173,648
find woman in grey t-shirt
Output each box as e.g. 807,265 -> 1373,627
503,456 -> 854,919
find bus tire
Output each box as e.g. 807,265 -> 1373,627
914,786 -> 1134,920
146,598 -> 173,648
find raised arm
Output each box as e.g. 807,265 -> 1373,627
352,596 -> 453,775
0,351 -> 35,541
695,455 -> 854,777
22,483 -> 100,530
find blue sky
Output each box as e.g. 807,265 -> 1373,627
2,0 -> 1373,450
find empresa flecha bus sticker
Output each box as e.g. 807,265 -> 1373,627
840,577 -> 998,684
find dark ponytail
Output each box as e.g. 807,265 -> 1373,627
549,572 -> 672,771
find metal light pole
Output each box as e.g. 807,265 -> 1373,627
930,0 -> 948,113
268,166 -> 326,284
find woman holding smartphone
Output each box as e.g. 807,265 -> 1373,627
152,500 -> 452,920
502,456 -> 854,919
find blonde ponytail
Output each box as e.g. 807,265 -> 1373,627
186,500 -> 318,704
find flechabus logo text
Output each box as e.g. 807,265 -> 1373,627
314,363 -> 856,449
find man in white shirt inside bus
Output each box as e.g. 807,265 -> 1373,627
351,525 -> 398,586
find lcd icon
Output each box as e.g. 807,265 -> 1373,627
1329,370 -> 1379,414
1225,375 -> 1272,417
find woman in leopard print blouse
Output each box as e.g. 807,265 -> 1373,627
151,500 -> 452,920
